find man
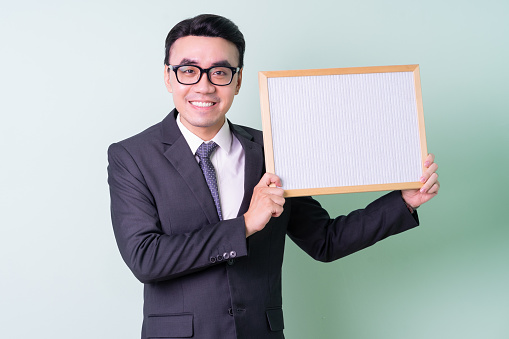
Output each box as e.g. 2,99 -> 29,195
107,14 -> 439,339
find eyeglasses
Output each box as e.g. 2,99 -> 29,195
168,64 -> 240,86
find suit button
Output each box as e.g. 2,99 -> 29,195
210,257 -> 216,263
228,308 -> 234,316
223,252 -> 230,260
227,259 -> 235,265
230,251 -> 237,258
216,255 -> 223,262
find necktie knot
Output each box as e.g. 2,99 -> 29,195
196,141 -> 218,161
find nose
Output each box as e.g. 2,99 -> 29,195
192,71 -> 216,93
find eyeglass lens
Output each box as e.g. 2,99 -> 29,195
176,66 -> 234,85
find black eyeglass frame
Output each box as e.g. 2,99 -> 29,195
168,64 -> 241,86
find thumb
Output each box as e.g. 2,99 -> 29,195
257,173 -> 282,188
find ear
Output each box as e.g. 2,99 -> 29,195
164,65 -> 172,93
234,68 -> 243,95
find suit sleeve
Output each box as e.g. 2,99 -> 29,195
286,191 -> 419,262
107,143 -> 248,284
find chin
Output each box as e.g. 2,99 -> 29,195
186,114 -> 225,129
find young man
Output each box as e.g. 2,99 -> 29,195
107,14 -> 439,339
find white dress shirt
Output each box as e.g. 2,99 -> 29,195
176,114 -> 246,220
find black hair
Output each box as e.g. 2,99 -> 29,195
164,14 -> 245,68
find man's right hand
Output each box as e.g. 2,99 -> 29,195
244,173 -> 285,237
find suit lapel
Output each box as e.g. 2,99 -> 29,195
160,111 -> 265,222
231,123 -> 265,217
161,110 -> 220,224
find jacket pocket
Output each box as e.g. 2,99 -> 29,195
266,307 -> 284,331
146,313 -> 193,338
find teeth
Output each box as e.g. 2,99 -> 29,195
191,101 -> 214,107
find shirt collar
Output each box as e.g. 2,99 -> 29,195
176,113 -> 232,155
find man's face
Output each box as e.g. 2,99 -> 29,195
164,36 -> 242,140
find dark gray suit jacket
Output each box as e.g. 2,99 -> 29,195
107,110 -> 419,339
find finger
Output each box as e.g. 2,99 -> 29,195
270,194 -> 286,207
268,187 -> 285,197
427,181 -> 440,194
425,163 -> 438,180
420,163 -> 438,183
257,173 -> 282,188
271,204 -> 285,217
424,153 -> 435,168
420,173 -> 439,193
255,186 -> 285,199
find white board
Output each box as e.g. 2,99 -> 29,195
259,65 -> 427,197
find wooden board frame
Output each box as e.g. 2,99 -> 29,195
259,64 -> 427,197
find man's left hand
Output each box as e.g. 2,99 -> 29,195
401,153 -> 440,210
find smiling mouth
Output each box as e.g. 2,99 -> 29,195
190,101 -> 216,107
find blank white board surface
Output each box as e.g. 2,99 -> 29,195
259,65 -> 427,197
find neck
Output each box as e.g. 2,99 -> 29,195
181,117 -> 225,141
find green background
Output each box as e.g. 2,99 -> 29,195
1,0 -> 508,338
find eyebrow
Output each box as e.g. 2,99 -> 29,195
211,60 -> 233,67
178,58 -> 199,65
177,58 -> 233,67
